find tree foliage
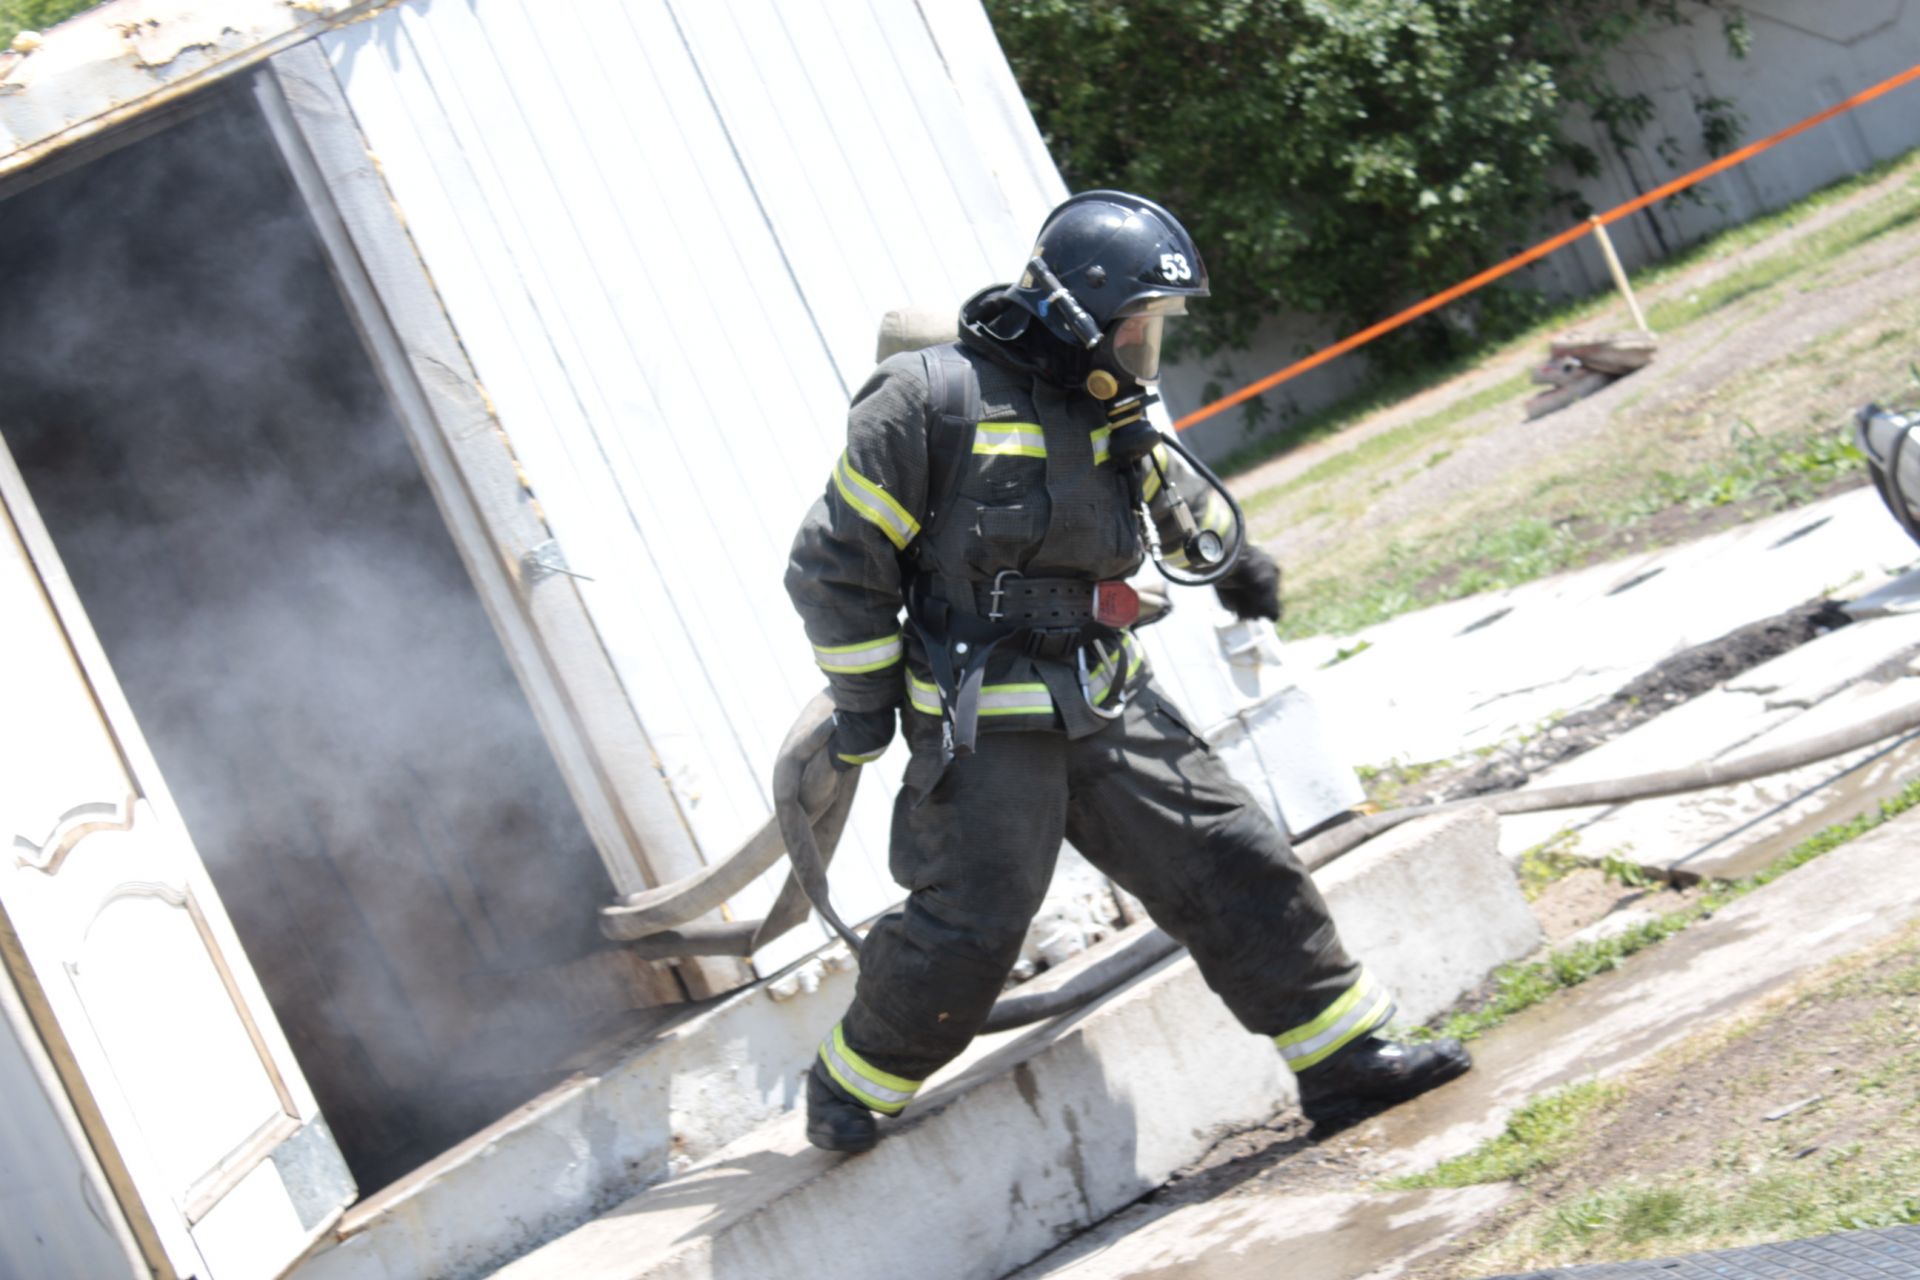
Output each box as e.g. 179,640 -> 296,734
1,0 -> 99,50
983,0 -> 1749,356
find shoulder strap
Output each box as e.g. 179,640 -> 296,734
918,345 -> 981,549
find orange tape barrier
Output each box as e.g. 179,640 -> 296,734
1175,60 -> 1920,433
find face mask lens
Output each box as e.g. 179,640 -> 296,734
1112,315 -> 1164,381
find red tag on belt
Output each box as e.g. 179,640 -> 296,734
1092,580 -> 1140,627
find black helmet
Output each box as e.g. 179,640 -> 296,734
1007,190 -> 1209,384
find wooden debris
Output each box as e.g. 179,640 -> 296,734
1526,330 -> 1660,419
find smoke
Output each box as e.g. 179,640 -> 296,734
0,87 -> 632,1185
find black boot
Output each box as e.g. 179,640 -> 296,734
1295,1035 -> 1472,1128
806,1060 -> 879,1153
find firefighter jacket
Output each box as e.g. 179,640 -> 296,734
785,288 -> 1233,746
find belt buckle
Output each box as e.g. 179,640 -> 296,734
987,569 -> 1023,623
1092,580 -> 1140,628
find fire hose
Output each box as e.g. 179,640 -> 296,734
608,684 -> 1920,1031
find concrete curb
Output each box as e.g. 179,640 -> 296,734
1016,807 -> 1920,1280
492,806 -> 1538,1280
294,959 -> 860,1280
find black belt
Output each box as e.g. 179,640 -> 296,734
906,574 -> 1117,758
972,574 -> 1095,625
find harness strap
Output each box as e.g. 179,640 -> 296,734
918,345 -> 982,551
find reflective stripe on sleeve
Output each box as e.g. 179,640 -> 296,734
819,1023 -> 922,1115
907,672 -> 943,716
974,422 -> 1047,458
1275,971 -> 1397,1072
837,748 -> 886,765
813,632 -> 903,675
1090,426 -> 1111,466
833,450 -> 921,550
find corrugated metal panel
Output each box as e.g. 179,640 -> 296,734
322,0 -> 1061,962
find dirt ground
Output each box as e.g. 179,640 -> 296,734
1408,922 -> 1920,1275
1227,152 -> 1920,630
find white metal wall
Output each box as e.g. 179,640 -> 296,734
320,0 -> 1068,963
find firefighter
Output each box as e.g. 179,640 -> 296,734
786,191 -> 1470,1153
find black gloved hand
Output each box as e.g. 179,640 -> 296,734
1212,545 -> 1283,622
829,706 -> 897,771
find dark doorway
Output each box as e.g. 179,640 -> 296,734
0,89 -> 677,1190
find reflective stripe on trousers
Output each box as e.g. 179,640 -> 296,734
904,632 -> 1143,718
819,1022 -> 923,1114
1274,970 -> 1396,1071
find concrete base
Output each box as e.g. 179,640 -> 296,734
491,807 -> 1536,1280
291,957 -> 861,1280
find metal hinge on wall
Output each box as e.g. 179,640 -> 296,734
520,539 -> 593,584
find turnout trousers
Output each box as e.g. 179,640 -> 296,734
818,678 -> 1394,1115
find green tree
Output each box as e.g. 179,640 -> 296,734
1,0 -> 100,50
984,0 -> 1748,358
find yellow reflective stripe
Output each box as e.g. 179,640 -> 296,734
1276,972 -> 1397,1071
837,749 -> 885,765
977,682 -> 1053,717
1141,443 -> 1170,501
906,673 -> 1054,718
813,632 -> 903,675
819,1023 -> 921,1115
1198,494 -> 1234,538
1087,633 -> 1145,705
974,422 -> 1047,458
907,672 -> 943,716
833,451 -> 921,550
1090,426 -> 1111,466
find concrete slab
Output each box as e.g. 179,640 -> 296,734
1013,807 -> 1920,1280
1722,608 -> 1920,707
489,810 -> 1535,1280
1305,489 -> 1918,767
1010,1186 -> 1520,1280
1500,676 -> 1920,883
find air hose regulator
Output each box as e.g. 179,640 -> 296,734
1092,383 -> 1248,588
1024,251 -> 1248,586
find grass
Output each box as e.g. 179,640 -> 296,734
1533,1162 -> 1920,1258
1385,1080 -> 1625,1190
0,0 -> 95,47
1276,420 -> 1870,640
1397,917 -> 1920,1272
1239,371 -> 1534,518
1405,777 -> 1920,1046
1216,146 -> 1920,478
1515,833 -> 1586,900
1243,144 -> 1920,642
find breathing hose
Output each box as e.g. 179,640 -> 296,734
1148,425 -> 1250,589
976,691 -> 1920,1033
